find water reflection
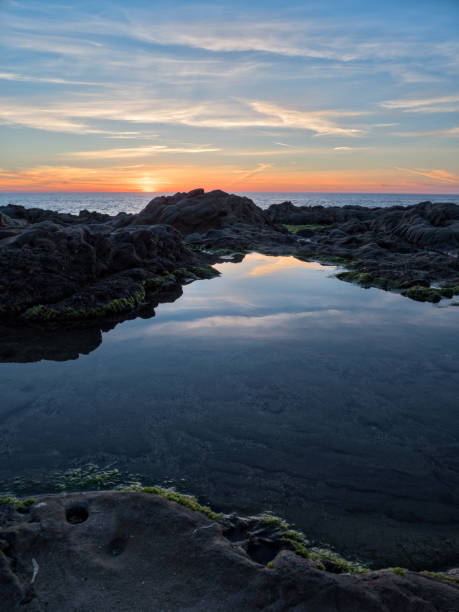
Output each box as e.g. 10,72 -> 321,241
247,253 -> 327,276
1,254 -> 458,570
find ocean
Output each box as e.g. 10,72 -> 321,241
0,191 -> 457,217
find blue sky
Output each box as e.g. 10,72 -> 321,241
0,0 -> 458,192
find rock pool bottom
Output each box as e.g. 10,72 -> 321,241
0,254 -> 458,570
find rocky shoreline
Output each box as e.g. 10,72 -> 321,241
1,188 -> 458,326
1,490 -> 458,611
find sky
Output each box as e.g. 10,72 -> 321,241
0,0 -> 458,193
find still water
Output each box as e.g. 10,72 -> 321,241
1,254 -> 459,569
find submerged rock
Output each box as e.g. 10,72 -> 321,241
0,491 -> 457,611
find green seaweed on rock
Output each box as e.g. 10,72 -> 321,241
401,286 -> 441,303
0,494 -> 35,511
283,224 -> 327,233
140,486 -> 220,520
420,571 -> 459,584
56,466 -> 125,491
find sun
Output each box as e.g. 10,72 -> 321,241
138,174 -> 157,192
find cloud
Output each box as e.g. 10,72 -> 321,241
0,98 -> 368,136
234,163 -> 273,182
0,72 -> 96,85
68,145 -> 221,159
334,146 -> 353,150
392,127 -> 459,137
0,103 -> 142,135
394,167 -> 459,184
380,94 -> 459,113
249,101 -> 365,136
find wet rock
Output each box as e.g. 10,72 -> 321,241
0,212 -> 197,319
2,191 -> 459,322
269,200 -> 459,292
0,491 -> 458,611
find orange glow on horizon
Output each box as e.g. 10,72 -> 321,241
0,164 -> 458,194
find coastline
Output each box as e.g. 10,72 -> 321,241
1,189 -> 459,325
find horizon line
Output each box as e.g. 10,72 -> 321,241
0,189 -> 458,196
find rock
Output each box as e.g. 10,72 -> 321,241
132,189 -> 270,234
1,191 -> 459,322
0,214 -> 197,318
271,200 -> 459,292
0,491 -> 458,611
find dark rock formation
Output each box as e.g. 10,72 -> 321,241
0,491 -> 458,611
130,188 -> 270,233
0,204 -> 202,321
1,191 -> 459,324
128,188 -> 294,251
264,200 -> 459,295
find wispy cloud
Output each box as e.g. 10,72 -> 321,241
249,101 -> 365,136
380,94 -> 459,113
0,98 -> 368,136
68,145 -> 221,159
395,167 -> 459,184
234,163 -> 273,182
392,127 -> 459,137
0,72 -> 97,85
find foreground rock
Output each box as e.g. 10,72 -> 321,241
1,491 -> 458,611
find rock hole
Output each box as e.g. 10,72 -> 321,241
247,540 -> 280,565
66,504 -> 89,525
223,525 -> 248,543
107,536 -> 127,557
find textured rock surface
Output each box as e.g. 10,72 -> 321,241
0,492 -> 458,611
0,205 -> 198,319
1,191 -> 459,323
265,200 -> 459,291
131,188 -> 270,233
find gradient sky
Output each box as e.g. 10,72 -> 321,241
0,0 -> 458,193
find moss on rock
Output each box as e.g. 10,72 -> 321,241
0,494 -> 35,511
401,285 -> 441,303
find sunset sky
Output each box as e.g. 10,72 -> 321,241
0,0 -> 458,193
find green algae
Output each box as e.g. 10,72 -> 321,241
309,547 -> 369,574
283,224 -> 327,233
22,287 -> 147,322
420,571 -> 459,585
0,494 -> 35,511
392,567 -> 407,577
139,486 -> 220,520
20,264 -> 220,322
401,285 -> 441,303
55,466 -> 127,491
190,265 -> 220,279
256,512 -> 368,572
